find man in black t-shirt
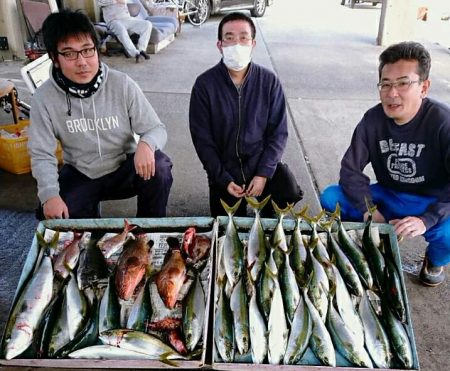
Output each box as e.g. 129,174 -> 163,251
321,41 -> 450,287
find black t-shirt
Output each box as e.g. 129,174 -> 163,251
339,98 -> 450,228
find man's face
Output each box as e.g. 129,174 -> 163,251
54,34 -> 99,84
379,59 -> 430,125
217,20 -> 256,53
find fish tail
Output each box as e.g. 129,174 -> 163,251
159,351 -> 180,366
290,204 -> 308,220
271,200 -> 292,217
364,197 -> 377,216
220,198 -> 242,216
245,195 -> 271,214
124,218 -> 138,233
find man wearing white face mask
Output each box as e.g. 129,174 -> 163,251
189,13 -> 302,217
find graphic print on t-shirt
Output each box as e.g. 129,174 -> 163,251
379,138 -> 426,184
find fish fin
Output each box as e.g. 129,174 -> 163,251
364,196 -> 377,216
159,351 -> 180,366
220,198 -> 242,216
271,200 -> 292,217
291,204 -> 309,219
245,194 -> 271,213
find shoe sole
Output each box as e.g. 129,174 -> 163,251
419,276 -> 444,287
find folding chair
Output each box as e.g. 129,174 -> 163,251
21,0 -> 52,57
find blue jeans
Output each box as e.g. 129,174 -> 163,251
320,184 -> 450,266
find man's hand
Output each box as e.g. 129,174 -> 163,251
227,182 -> 246,198
363,209 -> 386,223
389,216 -> 426,238
246,176 -> 267,197
134,141 -> 155,181
43,196 -> 69,219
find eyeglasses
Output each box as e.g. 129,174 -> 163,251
377,78 -> 421,93
222,35 -> 254,45
57,47 -> 96,61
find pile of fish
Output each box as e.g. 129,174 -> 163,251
214,196 -> 414,368
1,220 -> 212,363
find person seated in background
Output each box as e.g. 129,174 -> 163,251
28,10 -> 173,220
128,0 -> 178,35
189,12 -> 302,218
97,0 -> 151,63
320,41 -> 450,287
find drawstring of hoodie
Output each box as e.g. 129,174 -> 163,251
65,92 -> 72,116
79,98 -> 102,160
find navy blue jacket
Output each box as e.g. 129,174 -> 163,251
340,98 -> 450,229
189,61 -> 288,190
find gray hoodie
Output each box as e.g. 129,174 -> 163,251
28,62 -> 167,204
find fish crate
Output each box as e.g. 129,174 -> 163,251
0,120 -> 63,175
0,217 -> 217,369
212,216 -> 419,371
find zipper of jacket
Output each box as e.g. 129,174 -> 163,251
235,85 -> 246,186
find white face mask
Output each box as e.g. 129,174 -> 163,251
222,44 -> 253,71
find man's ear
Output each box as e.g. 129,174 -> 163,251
421,79 -> 431,98
216,40 -> 223,54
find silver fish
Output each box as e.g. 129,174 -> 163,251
183,274 -> 205,352
5,255 -> 54,360
230,276 -> 250,355
267,279 -> 288,364
248,277 -> 268,364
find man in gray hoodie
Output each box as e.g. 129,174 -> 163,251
28,10 -> 173,220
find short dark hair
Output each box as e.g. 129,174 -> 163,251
378,41 -> 431,81
42,9 -> 99,61
217,12 -> 256,41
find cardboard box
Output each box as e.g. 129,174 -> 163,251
0,217 -> 216,369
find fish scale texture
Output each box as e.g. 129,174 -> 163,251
0,209 -> 38,339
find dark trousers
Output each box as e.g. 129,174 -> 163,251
36,151 -> 173,220
209,163 -> 301,218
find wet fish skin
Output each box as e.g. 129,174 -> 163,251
384,258 -> 406,323
326,292 -> 373,368
283,292 -> 312,365
381,298 -> 413,368
155,247 -> 186,309
257,246 -> 278,320
289,208 -> 308,282
214,280 -> 235,362
5,255 -> 54,360
308,239 -> 329,322
182,227 -> 196,256
126,279 -> 152,332
332,204 -> 374,289
99,329 -> 185,360
183,275 -> 205,352
115,234 -> 151,301
68,344 -> 157,359
246,195 -> 271,282
168,329 -> 188,355
267,279 -> 288,365
97,219 -> 137,259
99,274 -> 121,333
54,232 -> 83,280
48,273 -> 88,357
221,199 -> 244,288
279,250 -> 300,324
77,236 -> 108,291
248,279 -> 267,364
270,201 -> 291,268
303,286 -> 336,367
359,290 -> 392,368
230,277 -> 250,355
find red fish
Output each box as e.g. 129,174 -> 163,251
115,234 -> 151,301
155,238 -> 186,309
182,227 -> 196,256
168,329 -> 188,355
147,317 -> 182,331
190,235 -> 211,263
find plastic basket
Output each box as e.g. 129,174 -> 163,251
0,120 -> 62,175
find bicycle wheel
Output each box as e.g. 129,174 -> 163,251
186,0 -> 210,26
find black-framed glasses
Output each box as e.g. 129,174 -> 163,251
221,35 -> 254,45
377,78 -> 421,93
57,47 -> 96,61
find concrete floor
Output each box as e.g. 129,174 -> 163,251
0,1 -> 449,369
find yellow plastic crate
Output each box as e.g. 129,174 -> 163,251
0,120 -> 63,175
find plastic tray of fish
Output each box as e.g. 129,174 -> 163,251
0,217 -> 217,369
213,210 -> 419,371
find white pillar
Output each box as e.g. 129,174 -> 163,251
0,0 -> 26,59
377,0 -> 417,46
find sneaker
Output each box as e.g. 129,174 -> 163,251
140,50 -> 150,60
135,53 -> 145,63
419,256 -> 445,287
